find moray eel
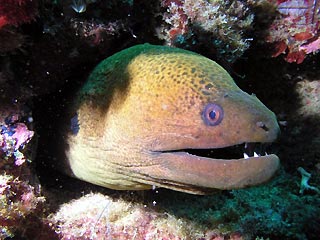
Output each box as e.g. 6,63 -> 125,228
65,44 -> 280,194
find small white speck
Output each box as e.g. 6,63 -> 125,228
162,104 -> 168,110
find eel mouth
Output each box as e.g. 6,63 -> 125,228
177,142 -> 276,161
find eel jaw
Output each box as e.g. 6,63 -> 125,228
146,142 -> 280,194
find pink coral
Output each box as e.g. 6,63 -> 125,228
0,174 -> 45,238
267,0 -> 320,63
0,118 -> 34,166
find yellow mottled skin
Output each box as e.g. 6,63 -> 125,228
65,44 -> 280,194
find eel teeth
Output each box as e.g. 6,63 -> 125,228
243,142 -> 271,159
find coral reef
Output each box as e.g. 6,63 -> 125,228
266,0 -> 320,63
48,193 -> 190,239
0,104 -> 56,239
0,104 -> 34,168
0,174 -> 45,239
0,0 -> 319,239
47,192 -> 246,240
158,0 -> 254,62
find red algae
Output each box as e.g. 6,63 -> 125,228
267,0 -> 320,63
0,0 -> 38,29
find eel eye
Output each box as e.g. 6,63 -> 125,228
202,103 -> 224,126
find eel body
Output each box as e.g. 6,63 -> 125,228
65,44 -> 280,194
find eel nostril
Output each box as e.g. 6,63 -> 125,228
256,121 -> 269,131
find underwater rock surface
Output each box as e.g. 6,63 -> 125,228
48,192 -> 245,240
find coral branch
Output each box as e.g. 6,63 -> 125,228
297,167 -> 320,194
